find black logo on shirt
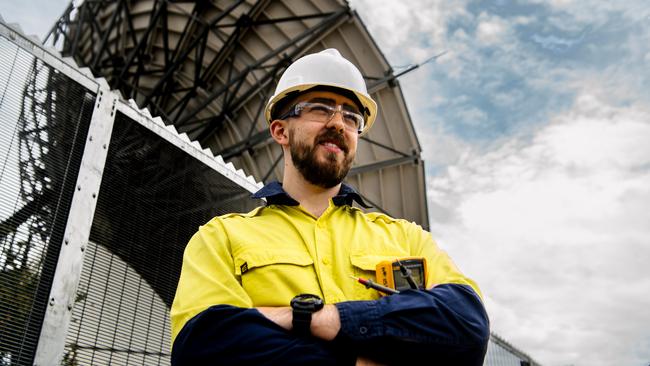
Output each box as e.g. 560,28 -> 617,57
240,262 -> 248,274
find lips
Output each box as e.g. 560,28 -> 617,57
321,142 -> 341,150
316,132 -> 348,153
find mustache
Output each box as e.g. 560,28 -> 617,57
315,130 -> 348,153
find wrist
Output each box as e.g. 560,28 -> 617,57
311,304 -> 340,341
291,294 -> 324,336
257,306 -> 292,330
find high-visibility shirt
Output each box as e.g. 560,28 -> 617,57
170,182 -> 483,344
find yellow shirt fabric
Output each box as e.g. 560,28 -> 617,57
170,200 -> 481,343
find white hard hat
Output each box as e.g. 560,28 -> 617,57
265,48 -> 378,135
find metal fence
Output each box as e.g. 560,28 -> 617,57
0,19 -> 261,365
0,32 -> 95,365
485,334 -> 541,366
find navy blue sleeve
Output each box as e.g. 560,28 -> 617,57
335,283 -> 490,366
171,305 -> 356,366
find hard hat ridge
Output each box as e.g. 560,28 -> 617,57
265,48 -> 378,135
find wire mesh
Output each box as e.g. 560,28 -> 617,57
485,334 -> 539,366
0,35 -> 95,366
62,111 -> 262,365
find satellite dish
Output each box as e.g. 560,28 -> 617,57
47,0 -> 429,228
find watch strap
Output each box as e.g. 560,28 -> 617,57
292,308 -> 313,336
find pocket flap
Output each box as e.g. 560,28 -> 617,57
235,250 -> 313,275
350,255 -> 401,271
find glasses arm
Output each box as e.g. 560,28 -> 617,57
276,105 -> 301,121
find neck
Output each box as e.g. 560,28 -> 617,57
282,168 -> 341,218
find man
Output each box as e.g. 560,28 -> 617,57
170,49 -> 489,365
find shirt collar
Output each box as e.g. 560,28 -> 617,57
252,181 -> 371,208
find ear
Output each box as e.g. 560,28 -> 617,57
269,119 -> 289,146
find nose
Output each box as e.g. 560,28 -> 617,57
325,108 -> 346,133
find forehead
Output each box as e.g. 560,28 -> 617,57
294,91 -> 358,110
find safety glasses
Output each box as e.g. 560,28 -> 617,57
279,102 -> 365,134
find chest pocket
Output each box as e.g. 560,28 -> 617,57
349,254 -> 407,299
233,249 -> 319,306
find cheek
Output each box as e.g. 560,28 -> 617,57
288,126 -> 303,144
290,123 -> 315,141
347,134 -> 358,152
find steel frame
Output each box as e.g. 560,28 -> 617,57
46,0 -> 420,158
45,1 -> 351,143
43,0 -> 429,228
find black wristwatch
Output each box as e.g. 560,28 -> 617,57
290,294 -> 324,336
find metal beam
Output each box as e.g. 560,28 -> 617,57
90,1 -> 123,71
262,152 -> 283,182
0,191 -> 53,242
184,7 -> 352,142
360,136 -> 412,157
68,3 -> 86,58
354,192 -> 390,215
43,2 -> 74,45
367,51 -> 447,93
142,0 -> 248,106
217,11 -> 337,28
218,129 -> 271,160
349,155 -> 418,176
200,0 -> 272,85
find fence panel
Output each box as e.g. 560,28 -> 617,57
0,33 -> 96,365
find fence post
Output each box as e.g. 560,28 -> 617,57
33,88 -> 117,366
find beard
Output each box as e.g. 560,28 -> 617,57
289,128 -> 354,188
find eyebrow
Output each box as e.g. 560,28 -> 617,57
306,97 -> 360,113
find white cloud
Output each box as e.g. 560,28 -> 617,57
349,0 -> 473,67
526,0 -> 650,25
428,94 -> 650,365
348,0 -> 413,52
476,13 -> 510,46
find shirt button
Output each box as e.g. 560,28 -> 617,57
322,258 -> 330,265
359,326 -> 368,334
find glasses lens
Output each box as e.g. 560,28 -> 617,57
298,102 -> 364,133
302,103 -> 332,121
341,111 -> 364,131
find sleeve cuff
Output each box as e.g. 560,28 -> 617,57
335,300 -> 385,341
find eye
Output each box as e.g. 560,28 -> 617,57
342,115 -> 357,126
308,104 -> 331,113
342,112 -> 361,128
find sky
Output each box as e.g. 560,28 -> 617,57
1,1 -> 649,365
346,1 -> 650,365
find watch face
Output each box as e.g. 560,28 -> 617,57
291,294 -> 324,311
